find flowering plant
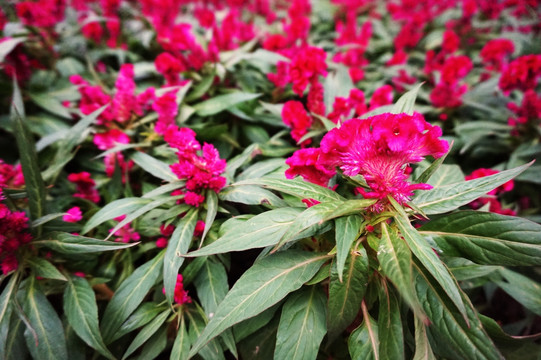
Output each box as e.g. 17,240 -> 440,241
1,1 -> 541,359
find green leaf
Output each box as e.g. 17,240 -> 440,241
234,177 -> 346,203
28,92 -> 72,119
233,304 -> 280,343
194,259 -> 229,316
82,197 -> 151,234
237,159 -> 285,181
327,247 -> 369,341
186,308 -> 225,360
187,208 -> 304,257
186,70 -> 216,102
277,199 -> 375,250
164,209 -> 198,305
334,215 -> 362,282
131,151 -> 177,181
122,309 -> 170,360
348,313 -> 379,360
219,185 -> 287,207
23,277 -> 68,360
112,303 -> 166,343
378,222 -> 427,322
2,311 -> 28,360
393,209 -> 467,323
188,251 -> 329,357
170,316 -> 190,360
201,191 -> 218,245
412,316 -> 436,360
491,268 -> 541,316
324,65 -> 354,112
63,275 -> 115,360
33,232 -> 138,254
135,326 -> 168,360
377,288 -> 404,360
412,162 -> 532,215
27,258 -> 67,281
0,37 -> 26,63
391,83 -> 423,115
142,181 -> 185,199
11,79 -> 47,224
412,262 -> 503,360
274,286 -> 327,360
101,251 -> 165,343
194,92 -> 261,116
419,211 -> 541,266
415,163 -> 462,188
0,273 -> 18,326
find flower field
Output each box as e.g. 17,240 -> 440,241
1,0 -> 541,359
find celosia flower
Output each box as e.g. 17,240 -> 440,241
286,113 -> 449,212
0,204 -> 32,275
282,101 -> 313,145
499,54 -> 541,92
369,85 -> 394,110
109,215 -> 140,243
465,168 -> 515,215
480,39 -> 514,72
155,52 -> 186,86
163,274 -> 191,305
153,91 -> 179,135
63,206 -> 83,223
67,172 -> 100,203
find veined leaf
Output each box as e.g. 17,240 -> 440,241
412,316 -> 436,360
391,83 -> 423,115
27,258 -> 67,281
378,222 -> 427,322
11,79 -> 46,224
131,151 -> 177,181
194,259 -> 229,317
33,232 -> 138,254
188,251 -> 329,357
327,247 -> 369,341
392,201 -> 467,322
334,215 -> 362,282
142,181 -> 185,199
101,251 -> 165,343
420,211 -> 541,265
413,262 -> 503,360
28,92 -> 72,119
164,209 -> 198,305
491,268 -> 541,316
193,92 -> 261,116
186,208 -> 304,257
0,273 -> 19,326
201,191 -> 218,244
219,185 -> 287,207
277,199 -> 375,250
82,197 -> 151,234
233,177 -> 346,202
416,163 -> 462,188
170,316 -> 190,360
122,309 -> 170,360
412,162 -> 532,214
23,277 -> 68,360
274,286 -> 327,360
112,302 -> 167,343
378,287 -> 404,360
63,275 -> 115,359
186,307 -> 225,360
348,310 -> 379,360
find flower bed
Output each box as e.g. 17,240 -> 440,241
1,0 -> 541,359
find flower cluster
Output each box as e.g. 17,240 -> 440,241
164,126 -> 227,207
0,204 -> 32,275
67,172 -> 101,204
466,168 -> 515,215
286,112 -> 449,212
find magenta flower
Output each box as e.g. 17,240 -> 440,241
0,204 -> 32,274
286,113 -> 449,211
68,172 -> 100,203
63,207 -> 83,223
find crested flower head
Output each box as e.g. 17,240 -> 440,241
286,112 -> 449,212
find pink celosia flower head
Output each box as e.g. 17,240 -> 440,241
63,206 -> 83,223
287,112 -> 449,211
67,172 -> 100,203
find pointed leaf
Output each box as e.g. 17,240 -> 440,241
194,259 -> 228,316
219,185 -> 287,207
415,163 -> 462,188
164,209 -> 198,305
122,309 -> 170,360
274,286 -> 327,360
29,92 -> 72,119
186,308 -> 225,360
413,162 -> 532,214
187,208 -> 304,257
420,210 -> 541,266
194,92 -> 261,116
131,151 -> 177,181
0,273 -> 18,326
348,313 -> 379,360
63,275 -> 115,359
101,251 -> 165,342
188,251 -> 329,357
413,262 -> 503,360
170,316 -> 190,360
201,191 -> 218,244
27,258 -> 67,281
334,215 -> 362,282
378,222 -> 427,321
377,288 -> 404,360
82,197 -> 151,234
23,277 -> 68,360
391,83 -> 423,115
327,247 -> 369,341
392,204 -> 467,322
11,79 -> 46,223
412,316 -> 437,360
492,268 -> 541,316
112,302 -> 166,342
234,177 -> 346,202
33,232 -> 139,254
